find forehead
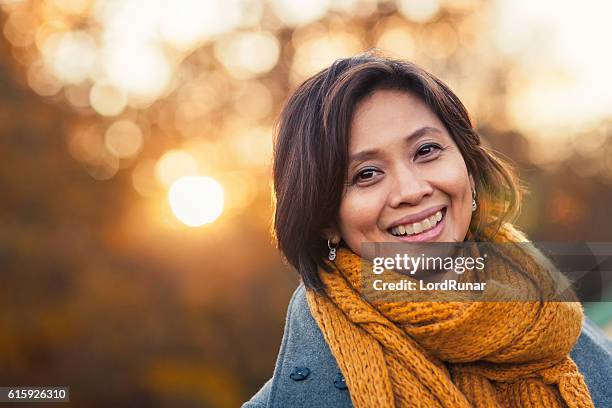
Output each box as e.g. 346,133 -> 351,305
349,89 -> 447,151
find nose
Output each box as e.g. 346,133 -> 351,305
387,166 -> 434,208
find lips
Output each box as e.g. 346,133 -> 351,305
390,209 -> 445,237
387,208 -> 447,242
387,206 -> 446,234
386,204 -> 446,228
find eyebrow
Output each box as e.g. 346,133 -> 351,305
348,126 -> 443,166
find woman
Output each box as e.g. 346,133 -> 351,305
244,52 -> 612,407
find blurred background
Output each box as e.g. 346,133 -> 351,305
0,0 -> 611,406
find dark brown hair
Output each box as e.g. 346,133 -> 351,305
272,51 -> 521,292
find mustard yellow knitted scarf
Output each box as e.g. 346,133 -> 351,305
305,224 -> 594,408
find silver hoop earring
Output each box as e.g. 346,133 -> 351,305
472,189 -> 477,212
327,239 -> 338,261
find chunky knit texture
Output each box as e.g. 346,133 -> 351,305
305,224 -> 594,408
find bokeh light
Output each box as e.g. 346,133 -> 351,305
132,158 -> 160,197
375,24 -> 415,60
45,30 -> 96,83
232,80 -> 274,120
27,60 -> 62,96
168,176 -> 224,227
64,83 -> 91,108
54,0 -> 90,15
68,123 -> 105,162
90,81 -> 127,116
290,27 -> 363,84
155,149 -> 199,188
495,0 -> 612,137
214,31 -> 280,79
4,0 -> 612,224
3,9 -> 37,46
271,0 -> 330,27
104,119 -> 144,159
159,0 -> 244,51
419,22 -> 458,60
103,43 -> 172,102
228,125 -> 273,167
85,149 -> 120,180
397,0 -> 440,23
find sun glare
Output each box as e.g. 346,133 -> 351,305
168,176 -> 224,227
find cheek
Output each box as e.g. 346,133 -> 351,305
433,158 -> 472,234
338,191 -> 384,236
432,154 -> 471,199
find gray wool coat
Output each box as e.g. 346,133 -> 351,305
243,284 -> 612,408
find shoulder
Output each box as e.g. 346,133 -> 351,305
243,286 -> 612,408
570,317 -> 612,408
242,284 -> 353,408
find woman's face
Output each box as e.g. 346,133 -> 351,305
333,89 -> 474,257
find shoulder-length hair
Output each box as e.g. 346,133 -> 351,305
272,51 -> 522,292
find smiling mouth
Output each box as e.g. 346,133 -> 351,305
387,207 -> 447,237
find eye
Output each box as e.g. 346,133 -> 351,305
351,167 -> 381,185
416,143 -> 442,159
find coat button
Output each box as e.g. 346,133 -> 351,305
333,372 -> 348,390
289,366 -> 310,381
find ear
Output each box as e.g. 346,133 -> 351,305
321,227 -> 341,244
469,173 -> 476,192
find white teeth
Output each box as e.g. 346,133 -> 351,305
389,210 -> 444,237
